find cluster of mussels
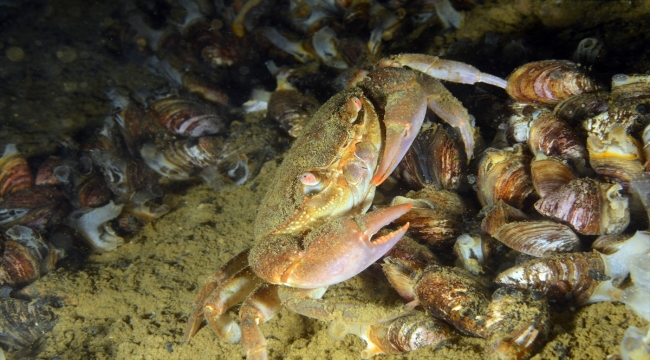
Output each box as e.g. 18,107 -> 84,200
357,60 -> 650,359
1,0 -> 649,358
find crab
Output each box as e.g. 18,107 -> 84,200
184,54 -> 508,359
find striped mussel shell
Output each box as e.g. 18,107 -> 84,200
477,144 -> 536,209
267,88 -> 320,138
528,112 -> 587,168
0,186 -> 68,231
484,287 -> 551,360
88,148 -> 160,201
140,136 -> 223,180
591,233 -> 632,255
490,220 -> 581,257
45,156 -> 112,209
395,122 -> 465,191
0,225 -> 62,287
147,96 -> 228,138
0,298 -> 56,348
506,60 -> 602,106
530,153 -> 577,198
184,22 -> 240,67
413,264 -> 490,337
0,144 -> 34,198
506,103 -> 548,144
494,252 -> 609,306
534,178 -> 629,236
553,90 -> 609,123
390,188 -> 466,250
587,124 -> 644,189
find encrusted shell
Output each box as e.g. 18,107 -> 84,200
477,144 -> 536,209
0,225 -> 62,287
530,154 -> 577,198
587,124 -> 644,189
0,144 -> 34,198
506,60 -> 601,106
395,122 -> 465,191
506,104 -> 548,144
534,178 -> 629,235
484,287 -> 551,360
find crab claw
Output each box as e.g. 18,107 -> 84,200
250,203 -> 412,289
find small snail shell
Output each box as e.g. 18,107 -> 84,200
395,122 -> 465,191
0,144 -> 34,198
484,287 -> 551,360
534,178 -> 629,236
587,124 -> 644,189
477,144 -> 536,209
506,60 -> 601,106
530,154 -> 577,198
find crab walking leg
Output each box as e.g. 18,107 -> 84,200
185,249 -> 251,342
379,53 -> 508,89
202,268 -> 265,343
418,74 -> 477,160
240,284 -> 282,360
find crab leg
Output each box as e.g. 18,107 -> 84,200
185,249 -> 251,342
240,283 -> 282,360
379,53 -> 508,89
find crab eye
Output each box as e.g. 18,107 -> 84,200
342,96 -> 362,123
299,172 -> 324,196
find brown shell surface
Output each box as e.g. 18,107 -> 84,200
395,123 -> 465,191
530,155 -> 577,198
0,148 -> 34,198
494,252 -> 607,305
0,187 -> 67,230
484,287 -> 551,360
492,220 -> 581,257
367,312 -> 455,355
553,90 -> 610,123
534,178 -> 601,235
147,97 -> 226,138
586,125 -> 645,189
528,113 -> 587,163
0,298 -> 57,349
477,145 -> 536,209
414,264 -> 490,337
267,89 -> 320,138
506,60 -> 601,105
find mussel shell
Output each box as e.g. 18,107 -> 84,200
0,187 -> 68,230
528,113 -> 587,165
506,60 -> 601,106
414,264 -> 489,337
267,89 -> 320,138
494,252 -> 606,305
0,298 -> 56,348
553,90 -> 609,123
491,220 -> 581,257
395,123 -> 465,191
587,125 -> 644,189
0,145 -> 34,198
0,226 -> 53,287
484,287 -> 551,360
147,96 -> 227,138
534,178 -> 629,236
477,145 -> 536,209
530,154 -> 577,198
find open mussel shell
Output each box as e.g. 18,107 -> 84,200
506,60 -> 602,106
0,298 -> 56,349
484,287 -> 551,360
587,124 -> 644,190
390,189 -> 466,250
477,144 -> 536,209
534,178 -> 629,236
395,123 -> 465,191
0,144 -> 34,198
